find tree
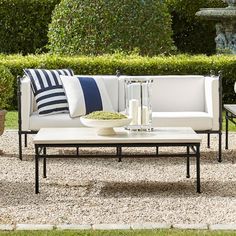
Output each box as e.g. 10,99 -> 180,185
48,0 -> 175,56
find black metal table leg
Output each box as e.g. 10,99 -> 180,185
117,146 -> 122,162
225,111 -> 228,150
43,147 -> 47,178
196,145 -> 201,193
156,146 -> 159,156
77,147 -> 79,156
186,146 -> 190,178
35,146 -> 39,194
207,133 -> 210,148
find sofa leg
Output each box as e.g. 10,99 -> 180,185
43,148 -> 47,178
19,132 -> 22,160
24,134 -> 27,147
186,146 -> 190,178
218,131 -> 222,162
225,112 -> 228,150
207,133 -> 210,148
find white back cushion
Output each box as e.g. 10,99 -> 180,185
119,76 -> 205,112
99,76 -> 119,112
152,76 -> 205,112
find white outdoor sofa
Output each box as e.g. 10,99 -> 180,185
18,74 -> 222,161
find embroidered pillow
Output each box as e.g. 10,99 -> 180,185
24,69 -> 74,115
60,75 -> 114,117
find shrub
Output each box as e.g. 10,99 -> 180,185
1,54 -> 236,109
166,0 -> 226,55
0,0 -> 60,54
0,65 -> 14,109
48,0 -> 175,56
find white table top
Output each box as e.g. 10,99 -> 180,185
224,104 -> 236,115
33,127 -> 201,145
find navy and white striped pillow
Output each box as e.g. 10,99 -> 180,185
24,69 -> 74,115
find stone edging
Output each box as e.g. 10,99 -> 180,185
0,223 -> 236,231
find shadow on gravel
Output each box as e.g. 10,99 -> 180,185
99,180 -> 236,198
0,180 -> 49,206
0,178 -> 236,206
0,153 -> 34,160
0,180 -> 88,206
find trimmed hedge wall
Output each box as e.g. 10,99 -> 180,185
0,54 -> 235,109
0,0 -> 60,54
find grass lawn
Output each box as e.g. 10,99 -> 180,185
5,111 -> 18,129
0,230 -> 236,236
4,111 -> 236,132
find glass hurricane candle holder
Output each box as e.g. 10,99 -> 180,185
124,77 -> 153,131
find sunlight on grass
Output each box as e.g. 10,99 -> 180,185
222,111 -> 236,132
5,111 -> 18,129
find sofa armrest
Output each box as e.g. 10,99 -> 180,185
20,76 -> 33,131
204,76 -> 219,131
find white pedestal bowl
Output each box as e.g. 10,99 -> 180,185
80,117 -> 132,136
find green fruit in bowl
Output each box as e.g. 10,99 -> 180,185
84,111 -> 127,120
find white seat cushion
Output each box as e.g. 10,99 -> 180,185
29,111 -> 212,131
29,112 -> 84,131
152,112 -> 212,131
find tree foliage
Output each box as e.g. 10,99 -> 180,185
166,0 -> 226,55
48,0 -> 175,56
0,0 -> 60,54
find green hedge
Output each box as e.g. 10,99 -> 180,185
0,0 -> 60,54
0,54 -> 235,109
48,0 -> 174,56
0,65 -> 14,109
166,0 -> 226,55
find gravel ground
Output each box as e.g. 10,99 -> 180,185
0,130 -> 236,225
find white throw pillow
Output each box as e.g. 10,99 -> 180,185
60,75 -> 114,117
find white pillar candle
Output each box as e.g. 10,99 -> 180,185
138,106 -> 150,125
143,106 -> 150,125
129,99 -> 139,125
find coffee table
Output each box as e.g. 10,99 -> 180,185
33,127 -> 201,194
